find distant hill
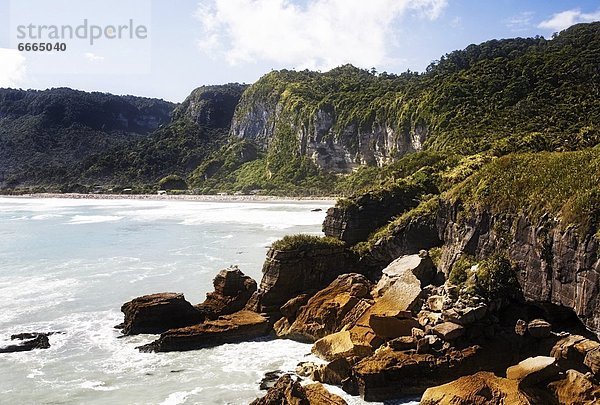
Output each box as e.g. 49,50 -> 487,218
1,22 -> 598,194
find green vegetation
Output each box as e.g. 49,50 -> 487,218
448,149 -> 600,233
448,254 -> 476,286
158,174 -> 188,191
471,255 -> 520,301
271,234 -> 345,251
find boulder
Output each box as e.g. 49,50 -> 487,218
250,374 -> 347,405
584,348 -> 600,376
441,306 -> 487,326
506,356 -> 560,387
547,369 -> 600,404
432,322 -> 465,341
372,252 -> 435,297
515,319 -> 528,336
119,293 -> 203,335
312,330 -> 375,361
275,274 -> 372,342
527,319 -> 552,338
259,370 -> 284,390
312,357 -> 352,386
368,313 -> 419,339
0,333 -> 51,353
427,295 -> 444,311
420,371 -> 534,405
196,266 -> 256,317
137,310 -> 269,352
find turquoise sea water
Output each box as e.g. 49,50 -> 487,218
0,198 -> 418,405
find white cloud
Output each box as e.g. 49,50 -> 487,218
84,52 -> 105,62
505,11 -> 534,32
195,0 -> 448,70
538,9 -> 600,32
0,48 -> 27,88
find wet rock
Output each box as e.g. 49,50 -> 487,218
250,374 -> 347,405
432,322 -> 465,341
275,274 -> 372,342
304,383 -> 347,405
313,357 -> 352,386
196,266 -> 257,318
527,319 -> 552,338
296,361 -> 319,378
547,369 -> 600,404
506,356 -> 560,387
0,333 -> 51,353
420,371 -> 534,405
120,293 -> 203,335
138,310 -> 269,352
259,370 -> 285,390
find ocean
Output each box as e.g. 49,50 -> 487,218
0,197 -> 418,405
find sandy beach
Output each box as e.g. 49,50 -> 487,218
2,193 -> 338,203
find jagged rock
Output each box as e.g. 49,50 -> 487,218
550,334 -> 600,373
416,335 -> 443,354
420,371 -> 535,405
251,244 -> 356,314
368,313 -> 419,339
547,369 -> 600,404
506,356 -> 560,387
441,306 -> 487,326
350,345 -> 481,401
312,330 -> 375,361
275,274 -> 372,342
259,370 -> 284,390
515,319 -> 528,336
296,362 -> 319,377
280,294 -> 311,319
0,333 -> 51,353
584,347 -> 600,376
313,357 -> 352,386
120,293 -> 203,335
418,310 -> 442,327
372,252 -> 435,298
250,374 -> 347,405
137,310 -> 269,352
527,319 -> 552,338
196,266 -> 256,318
432,322 -> 465,341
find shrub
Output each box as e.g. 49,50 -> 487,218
271,234 -> 345,251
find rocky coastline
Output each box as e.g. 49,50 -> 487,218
116,194 -> 600,404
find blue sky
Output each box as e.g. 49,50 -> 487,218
0,0 -> 599,102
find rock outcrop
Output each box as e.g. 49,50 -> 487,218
274,273 -> 372,342
0,332 -> 52,353
250,374 -> 347,405
196,266 -> 257,318
247,244 -> 357,315
420,371 -> 534,405
119,293 -> 203,335
137,310 -> 269,352
548,369 -> 600,404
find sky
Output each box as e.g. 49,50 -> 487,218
0,0 -> 599,102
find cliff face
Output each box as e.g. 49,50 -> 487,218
436,201 -> 600,336
229,67 -> 428,173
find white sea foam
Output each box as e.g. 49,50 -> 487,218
68,215 -> 124,224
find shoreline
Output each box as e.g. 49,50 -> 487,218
0,193 -> 338,203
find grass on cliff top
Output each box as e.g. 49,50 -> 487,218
447,149 -> 600,232
271,234 -> 345,251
